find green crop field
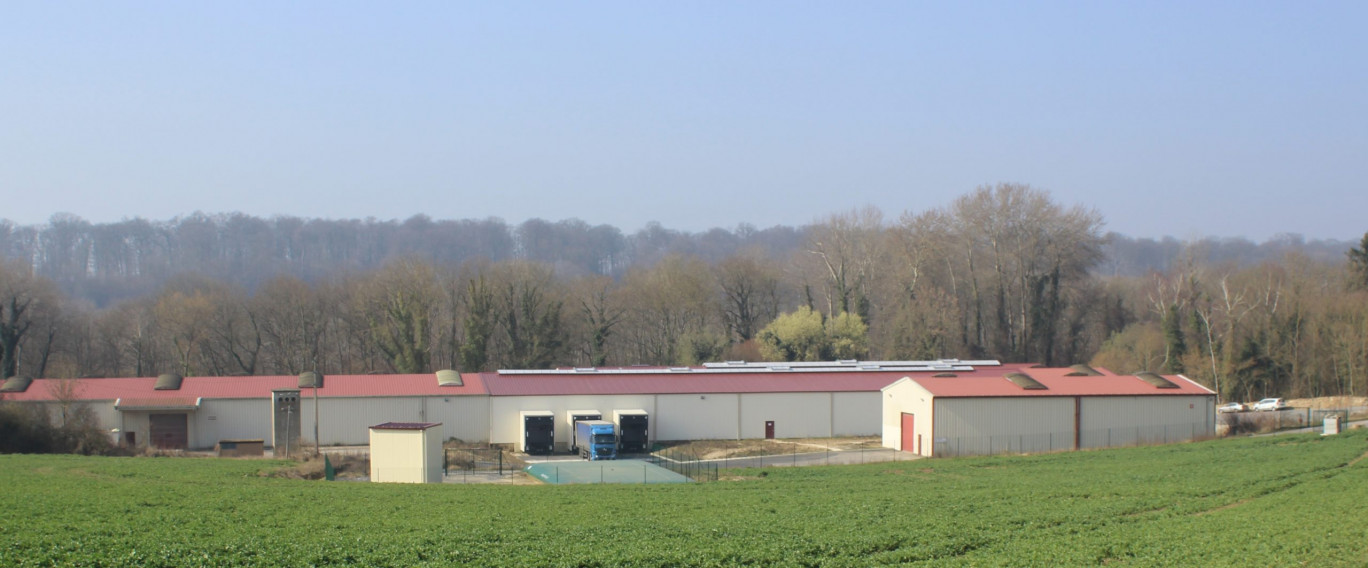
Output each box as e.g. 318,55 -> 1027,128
2,431 -> 1367,567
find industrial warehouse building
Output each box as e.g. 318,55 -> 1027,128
880,366 -> 1217,457
2,360 -> 1214,457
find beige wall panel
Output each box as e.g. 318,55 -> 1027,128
933,397 -> 1075,457
1079,396 -> 1215,448
489,395 -> 658,447
195,399 -> 271,448
832,392 -> 881,437
739,393 -> 832,439
369,428 -> 441,483
655,394 -> 740,441
880,380 -> 935,456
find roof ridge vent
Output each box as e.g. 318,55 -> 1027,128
1006,372 -> 1048,390
154,373 -> 184,391
436,369 -> 464,387
1065,364 -> 1103,377
573,367 -> 597,373
1135,372 -> 1179,389
1,376 -> 33,393
297,371 -> 324,389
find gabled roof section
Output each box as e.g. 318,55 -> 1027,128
911,368 -> 1214,398
3,373 -> 489,402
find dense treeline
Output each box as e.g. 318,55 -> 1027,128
1,183 -> 1364,402
0,209 -> 1348,308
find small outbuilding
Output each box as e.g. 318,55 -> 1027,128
368,422 -> 444,483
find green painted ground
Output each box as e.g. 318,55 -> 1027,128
2,430 -> 1366,567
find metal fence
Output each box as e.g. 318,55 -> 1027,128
1220,406 -> 1363,434
649,445 -> 910,482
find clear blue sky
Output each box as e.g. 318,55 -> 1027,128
2,2 -> 1364,241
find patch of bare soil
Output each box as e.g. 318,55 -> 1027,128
264,453 -> 369,480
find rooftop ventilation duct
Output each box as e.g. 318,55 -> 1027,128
154,373 -> 184,391
1135,372 -> 1179,389
1065,364 -> 1103,377
298,371 -> 324,389
0,376 -> 33,393
436,369 -> 464,387
1006,372 -> 1048,390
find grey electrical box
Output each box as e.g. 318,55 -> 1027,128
272,389 -> 302,457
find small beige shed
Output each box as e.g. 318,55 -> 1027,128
368,422 -> 444,484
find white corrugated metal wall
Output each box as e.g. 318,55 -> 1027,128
833,392 -> 881,436
296,396 -> 490,446
933,397 -> 1076,456
739,393 -> 831,439
195,399 -> 270,448
1079,395 -> 1214,448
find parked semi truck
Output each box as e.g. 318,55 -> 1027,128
566,410 -> 602,455
574,420 -> 617,460
614,409 -> 649,453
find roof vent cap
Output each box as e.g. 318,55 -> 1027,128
1135,372 -> 1179,389
154,374 -> 183,391
1065,364 -> 1103,377
1006,372 -> 1048,390
1,376 -> 33,393
297,371 -> 324,389
436,369 -> 464,386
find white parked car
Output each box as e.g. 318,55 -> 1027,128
1252,398 -> 1285,411
1217,402 -> 1248,413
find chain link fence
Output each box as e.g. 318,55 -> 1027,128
649,444 -> 909,482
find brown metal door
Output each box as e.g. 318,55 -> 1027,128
764,421 -> 775,439
900,413 -> 916,453
149,414 -> 188,450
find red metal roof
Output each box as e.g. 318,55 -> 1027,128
0,373 -> 488,402
905,368 -> 1215,398
482,367 -> 1020,396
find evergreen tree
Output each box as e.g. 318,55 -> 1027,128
1348,232 -> 1368,290
1162,304 -> 1186,373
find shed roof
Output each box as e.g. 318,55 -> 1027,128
907,368 -> 1213,398
370,422 -> 442,430
1,373 -> 488,403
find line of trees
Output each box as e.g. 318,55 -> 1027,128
1,184 -> 1364,402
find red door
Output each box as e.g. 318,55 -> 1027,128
764,421 -> 775,439
900,413 -> 916,453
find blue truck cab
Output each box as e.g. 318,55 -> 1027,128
574,420 -> 617,460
